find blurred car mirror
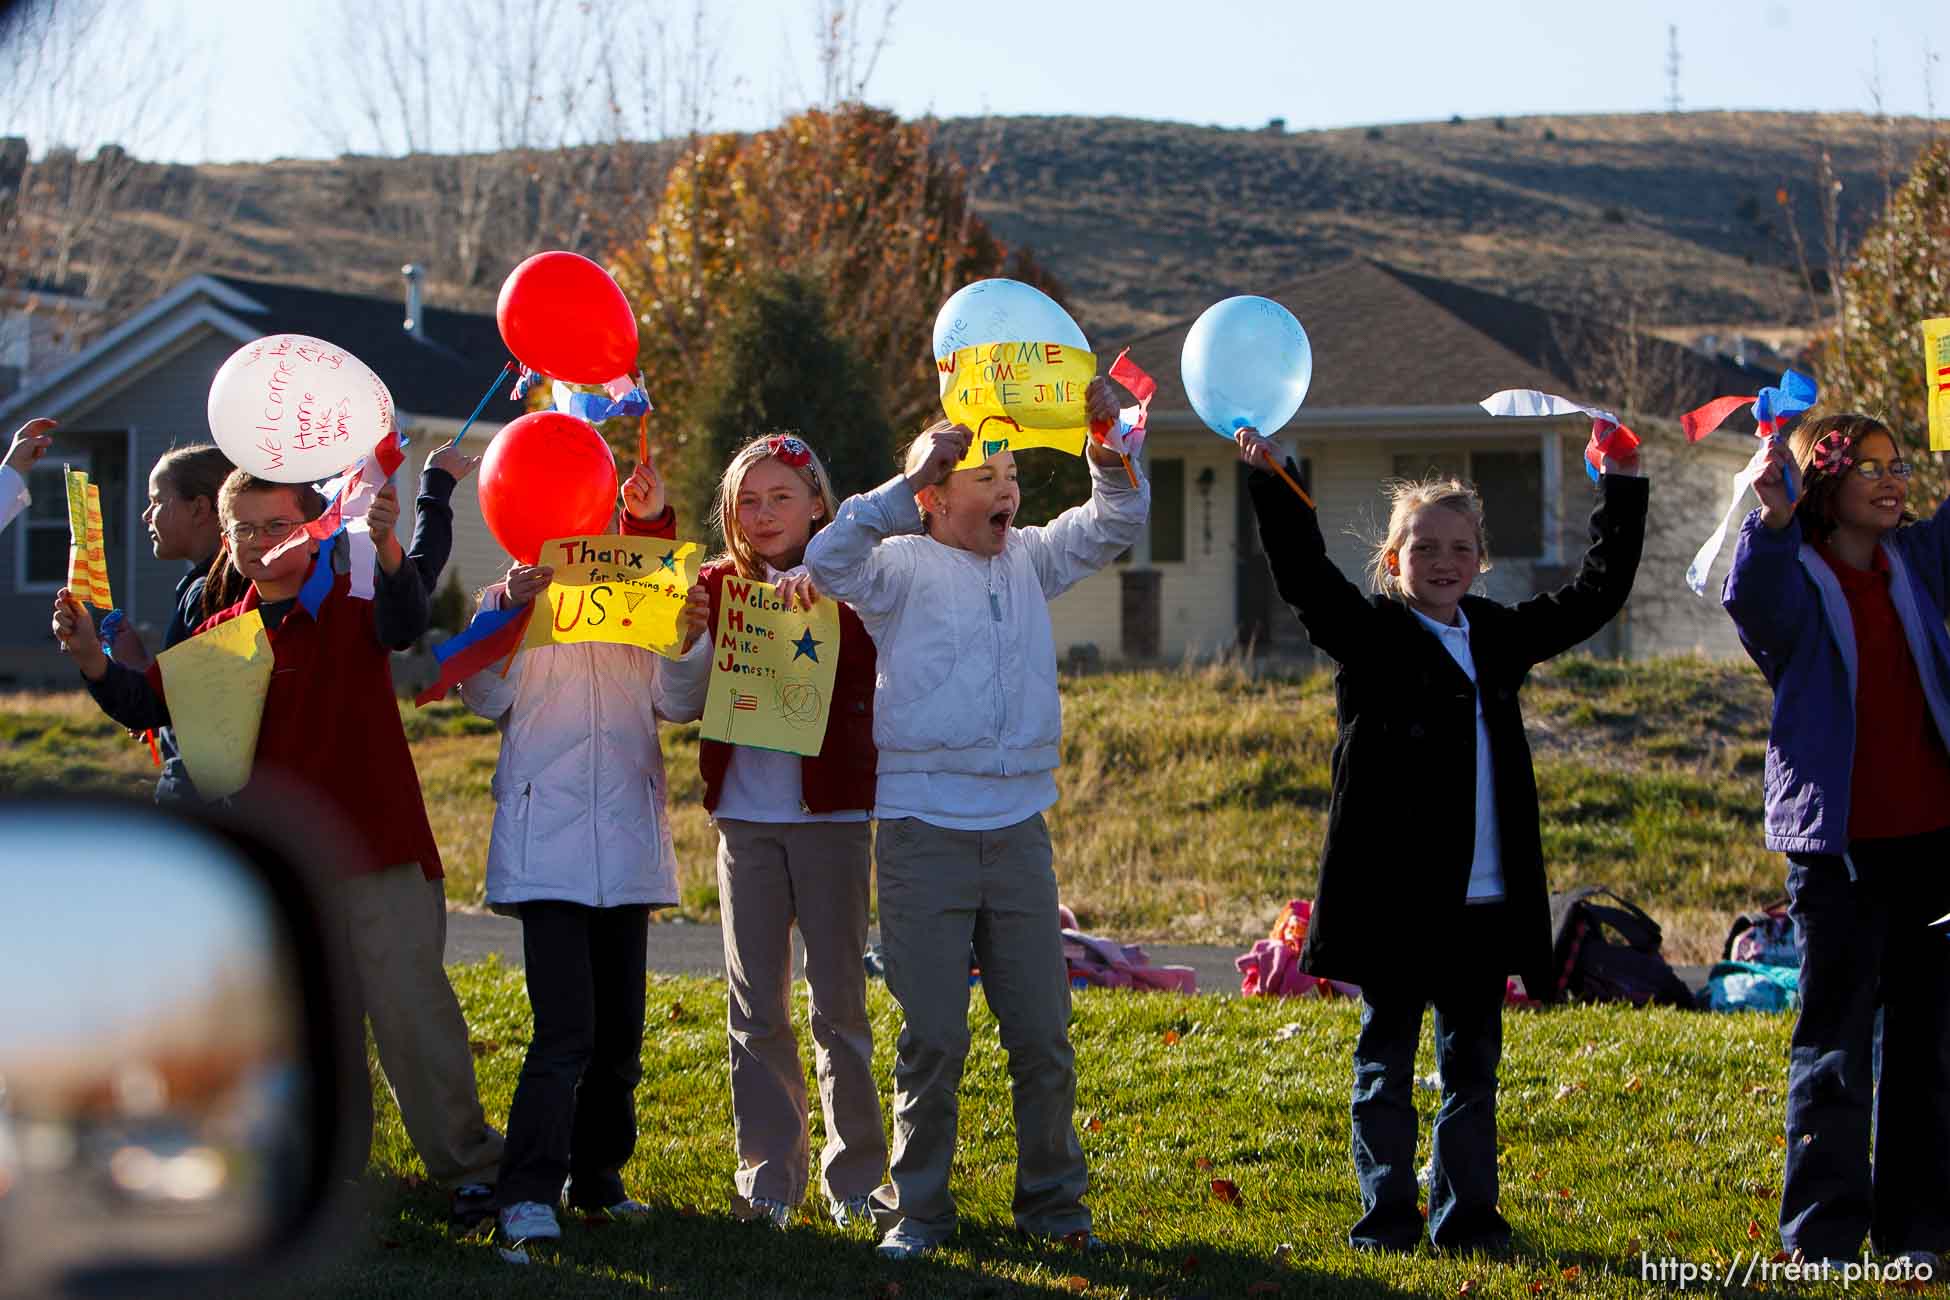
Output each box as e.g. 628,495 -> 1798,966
0,798 -> 366,1299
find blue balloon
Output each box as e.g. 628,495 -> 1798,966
932,279 -> 1088,360
1179,296 -> 1313,438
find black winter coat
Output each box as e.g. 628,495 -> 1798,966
1245,468 -> 1649,997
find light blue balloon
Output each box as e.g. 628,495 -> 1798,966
1179,296 -> 1313,437
932,279 -> 1088,360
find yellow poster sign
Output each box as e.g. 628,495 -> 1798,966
63,466 -> 113,608
156,611 -> 272,799
700,576 -> 840,757
521,534 -> 700,660
938,340 -> 1097,469
1926,318 -> 1950,452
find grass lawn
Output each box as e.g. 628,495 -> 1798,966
267,965 -> 1856,1298
4,654 -> 1781,961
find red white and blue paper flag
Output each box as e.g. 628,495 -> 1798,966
1479,389 -> 1639,482
1091,349 -> 1157,457
264,426 -> 408,601
1682,370 -> 1819,596
551,378 -> 652,423
413,601 -> 535,706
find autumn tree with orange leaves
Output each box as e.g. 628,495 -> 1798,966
610,104 -> 1067,501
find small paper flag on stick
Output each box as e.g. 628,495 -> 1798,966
64,465 -> 112,608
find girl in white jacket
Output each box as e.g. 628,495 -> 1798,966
460,461 -> 706,1246
803,381 -> 1148,1260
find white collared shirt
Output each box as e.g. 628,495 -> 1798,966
1409,604 -> 1505,901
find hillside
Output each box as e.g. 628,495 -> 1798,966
7,110 -> 1935,349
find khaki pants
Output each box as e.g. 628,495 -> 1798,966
717,819 -> 886,1206
340,864 -> 503,1188
869,814 -> 1089,1242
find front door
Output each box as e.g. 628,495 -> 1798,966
1235,459 -> 1313,658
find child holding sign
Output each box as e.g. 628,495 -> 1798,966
458,460 -> 697,1246
659,434 -> 885,1231
804,379 -> 1146,1260
53,468 -> 506,1220
1235,428 -> 1646,1255
1724,414 -> 1950,1269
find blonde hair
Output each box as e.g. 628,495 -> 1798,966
712,433 -> 840,580
1367,477 -> 1491,596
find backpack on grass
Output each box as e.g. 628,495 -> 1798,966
1722,899 -> 1797,968
1547,886 -> 1694,1009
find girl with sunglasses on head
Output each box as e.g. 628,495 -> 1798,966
659,433 -> 887,1232
1723,413 -> 1950,1272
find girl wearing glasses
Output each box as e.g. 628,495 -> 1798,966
1723,413 -> 1950,1271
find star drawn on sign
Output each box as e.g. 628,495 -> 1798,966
658,549 -> 678,572
791,628 -> 821,663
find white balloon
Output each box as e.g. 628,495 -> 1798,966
932,279 -> 1088,360
206,335 -> 395,483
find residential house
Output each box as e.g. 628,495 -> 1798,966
0,271 -> 517,685
1050,260 -> 1774,665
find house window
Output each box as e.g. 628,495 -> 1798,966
1391,447 -> 1544,559
18,455 -> 86,590
1473,450 -> 1544,558
1149,458 -> 1185,563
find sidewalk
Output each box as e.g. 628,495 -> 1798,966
445,909 -> 1710,998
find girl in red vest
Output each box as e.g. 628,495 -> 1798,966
662,433 -> 885,1230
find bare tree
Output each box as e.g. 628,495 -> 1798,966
0,0 -> 212,346
308,0 -> 724,290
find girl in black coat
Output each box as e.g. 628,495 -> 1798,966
1235,429 -> 1648,1254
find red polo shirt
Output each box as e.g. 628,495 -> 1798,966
148,571 -> 445,879
1817,542 -> 1950,840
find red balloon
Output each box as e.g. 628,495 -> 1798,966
496,251 -> 640,384
478,411 -> 620,564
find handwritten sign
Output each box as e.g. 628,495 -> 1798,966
938,340 -> 1097,469
206,333 -> 395,484
157,611 -> 272,799
700,576 -> 840,757
64,466 -> 113,608
520,534 -> 700,659
1926,318 -> 1950,452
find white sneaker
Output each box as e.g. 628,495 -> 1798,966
497,1200 -> 561,1242
596,1198 -> 654,1221
876,1222 -> 938,1260
750,1196 -> 792,1228
830,1194 -> 875,1229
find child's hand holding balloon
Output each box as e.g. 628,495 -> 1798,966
1234,427 -> 1281,471
905,423 -> 972,496
51,589 -> 108,680
623,461 -> 666,521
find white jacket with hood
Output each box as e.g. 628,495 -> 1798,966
803,458 -> 1148,777
459,587 -> 683,912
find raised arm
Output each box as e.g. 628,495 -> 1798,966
1019,454 -> 1150,600
1502,473 -> 1649,667
54,590 -> 173,732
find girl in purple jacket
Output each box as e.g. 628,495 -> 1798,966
1722,412 -> 1950,1271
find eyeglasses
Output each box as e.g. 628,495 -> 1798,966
1851,458 -> 1913,481
225,517 -> 301,543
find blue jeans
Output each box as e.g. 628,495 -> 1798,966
1349,905 -> 1512,1252
1781,836 -> 1950,1260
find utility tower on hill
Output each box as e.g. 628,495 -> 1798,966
1665,25 -> 1683,113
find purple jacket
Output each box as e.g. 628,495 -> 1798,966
1721,506 -> 1950,856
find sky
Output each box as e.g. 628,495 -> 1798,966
30,0 -> 1945,164
0,809 -> 282,1052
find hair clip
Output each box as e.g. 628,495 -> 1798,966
1810,431 -> 1855,476
766,435 -> 812,468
